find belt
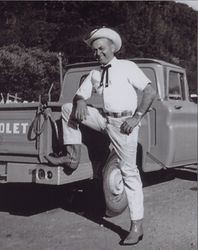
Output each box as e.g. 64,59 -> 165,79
105,110 -> 133,118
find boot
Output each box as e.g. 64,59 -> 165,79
122,219 -> 143,245
45,144 -> 81,173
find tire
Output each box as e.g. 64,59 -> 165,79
102,151 -> 128,217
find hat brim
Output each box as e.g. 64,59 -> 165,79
84,28 -> 122,53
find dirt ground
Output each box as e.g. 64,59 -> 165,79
0,166 -> 197,250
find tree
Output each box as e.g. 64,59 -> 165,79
0,45 -> 61,101
0,1 -> 197,96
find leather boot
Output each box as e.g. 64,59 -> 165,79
122,219 -> 143,245
45,144 -> 81,172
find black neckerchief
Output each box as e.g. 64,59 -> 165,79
100,64 -> 112,87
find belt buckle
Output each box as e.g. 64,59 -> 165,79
121,111 -> 126,117
121,111 -> 132,117
106,111 -> 131,118
112,112 -> 121,118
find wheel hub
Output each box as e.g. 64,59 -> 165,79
108,168 -> 124,195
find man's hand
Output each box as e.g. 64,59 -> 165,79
74,99 -> 88,122
120,83 -> 156,135
120,116 -> 141,135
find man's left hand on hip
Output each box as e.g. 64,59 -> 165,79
120,117 -> 140,135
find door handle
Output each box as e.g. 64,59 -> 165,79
174,105 -> 182,109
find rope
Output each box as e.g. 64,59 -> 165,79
32,111 -> 48,136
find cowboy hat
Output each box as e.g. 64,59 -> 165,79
84,27 -> 122,53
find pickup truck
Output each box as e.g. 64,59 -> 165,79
0,58 -> 197,216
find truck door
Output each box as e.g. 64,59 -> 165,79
149,67 -> 197,168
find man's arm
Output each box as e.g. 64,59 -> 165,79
120,84 -> 156,135
72,71 -> 94,122
134,83 -> 157,117
73,94 -> 88,122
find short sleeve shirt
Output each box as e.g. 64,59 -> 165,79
76,57 -> 151,114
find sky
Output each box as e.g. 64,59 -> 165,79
175,0 -> 198,11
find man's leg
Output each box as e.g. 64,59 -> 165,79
46,103 -> 107,172
105,117 -> 143,245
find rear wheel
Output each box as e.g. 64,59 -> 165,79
102,151 -> 128,217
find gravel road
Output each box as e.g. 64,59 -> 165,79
0,166 -> 197,250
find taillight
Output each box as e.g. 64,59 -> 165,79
37,169 -> 45,180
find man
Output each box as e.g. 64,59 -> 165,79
46,27 -> 156,245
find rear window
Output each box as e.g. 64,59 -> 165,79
141,67 -> 157,91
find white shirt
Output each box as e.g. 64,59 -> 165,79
76,57 -> 151,113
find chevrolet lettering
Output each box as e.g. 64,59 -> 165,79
0,122 -> 29,134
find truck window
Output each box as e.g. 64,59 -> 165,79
79,74 -> 97,94
60,70 -> 91,103
79,74 -> 88,87
137,67 -> 157,103
168,71 -> 185,100
141,67 -> 157,91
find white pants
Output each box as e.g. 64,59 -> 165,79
62,103 -> 144,220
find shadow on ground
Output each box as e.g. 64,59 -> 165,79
0,166 -> 197,240
142,166 -> 197,187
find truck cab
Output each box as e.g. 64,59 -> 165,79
133,59 -> 197,171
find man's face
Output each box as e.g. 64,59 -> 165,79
91,38 -> 115,65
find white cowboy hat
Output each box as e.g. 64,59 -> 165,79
84,27 -> 122,53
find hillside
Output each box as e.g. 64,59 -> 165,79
0,1 -> 197,101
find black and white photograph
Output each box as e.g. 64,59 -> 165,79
0,1 -> 197,249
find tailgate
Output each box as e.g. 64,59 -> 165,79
0,102 -> 48,163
